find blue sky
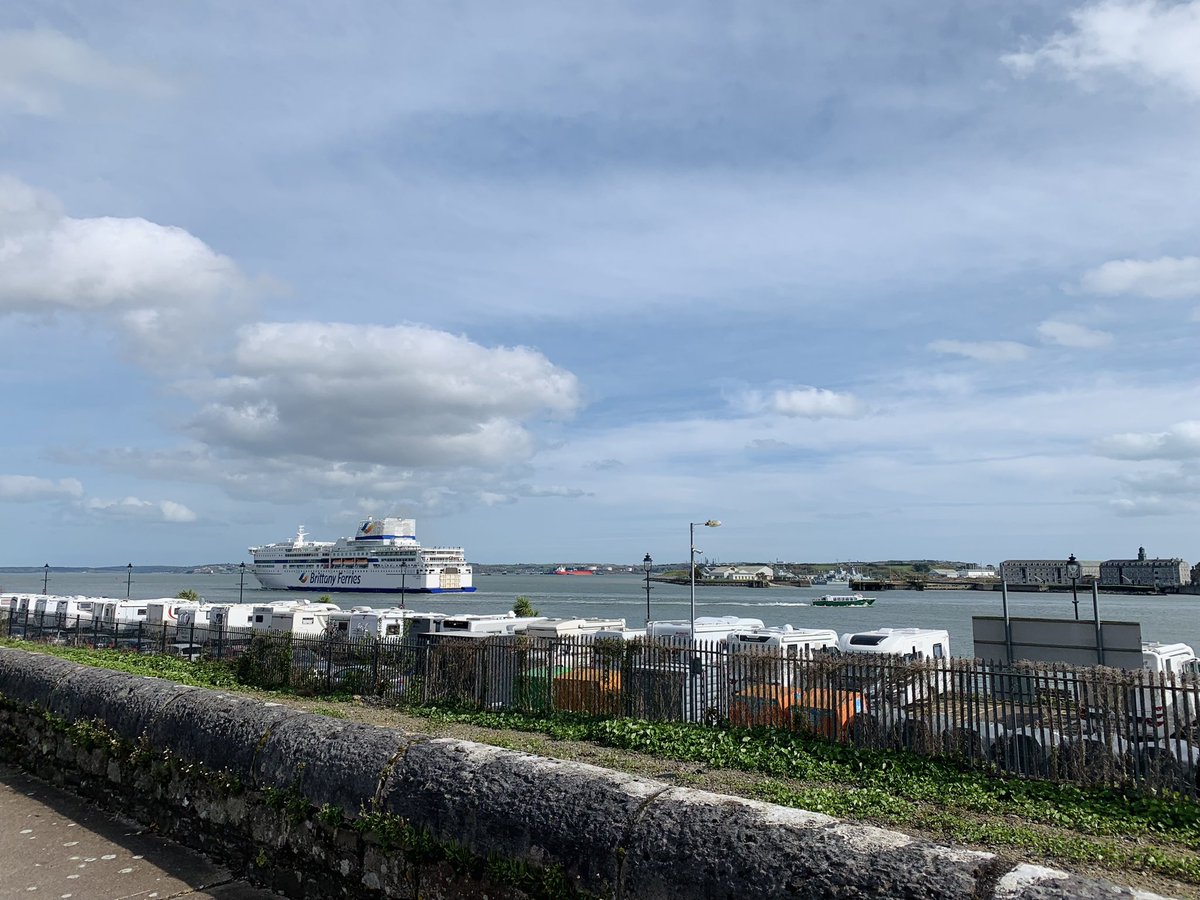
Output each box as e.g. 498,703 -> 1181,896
2,1 -> 1200,566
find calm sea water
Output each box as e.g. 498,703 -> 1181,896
7,570 -> 1199,657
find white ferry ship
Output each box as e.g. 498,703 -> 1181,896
249,517 -> 475,593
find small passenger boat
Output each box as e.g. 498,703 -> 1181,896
811,593 -> 876,607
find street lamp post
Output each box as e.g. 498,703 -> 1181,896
642,553 -> 653,626
689,520 -> 721,638
126,563 -> 133,599
239,562 -> 246,604
400,566 -> 407,610
1066,554 -> 1081,621
42,563 -> 49,594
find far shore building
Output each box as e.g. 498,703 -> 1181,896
1099,547 -> 1189,588
703,565 -> 774,582
999,559 -> 1101,585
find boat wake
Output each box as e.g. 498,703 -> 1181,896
720,601 -> 809,608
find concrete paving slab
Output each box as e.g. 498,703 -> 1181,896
0,763 -> 278,899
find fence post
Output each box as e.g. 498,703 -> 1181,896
372,637 -> 382,695
136,621 -> 143,653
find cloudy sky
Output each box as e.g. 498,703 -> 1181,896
2,1 -> 1200,567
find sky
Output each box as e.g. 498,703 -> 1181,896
2,1 -> 1200,567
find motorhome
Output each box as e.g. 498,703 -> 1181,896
1142,642 -> 1200,677
727,626 -> 840,687
1127,642 -> 1200,737
625,618 -> 765,723
836,627 -> 951,719
838,627 -> 950,661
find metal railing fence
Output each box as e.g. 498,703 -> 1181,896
3,609 -> 1198,797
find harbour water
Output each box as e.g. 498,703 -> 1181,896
6,570 -> 1199,658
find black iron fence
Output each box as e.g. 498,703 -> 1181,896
3,609 -> 1198,797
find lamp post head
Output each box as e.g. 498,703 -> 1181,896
642,553 -> 652,571
1065,554 -> 1081,580
703,520 -> 721,528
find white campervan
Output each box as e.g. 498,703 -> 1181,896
838,627 -> 950,661
727,626 -> 840,692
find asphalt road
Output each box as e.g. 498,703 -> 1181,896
0,763 -> 278,899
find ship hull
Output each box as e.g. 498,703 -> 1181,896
250,568 -> 475,593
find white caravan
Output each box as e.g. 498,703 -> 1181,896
269,604 -> 340,637
210,603 -> 258,632
348,607 -> 419,639
250,602 -> 307,632
96,599 -> 150,627
439,613 -> 546,638
647,616 -> 766,643
146,599 -> 196,628
523,617 -> 627,639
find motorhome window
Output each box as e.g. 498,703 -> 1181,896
849,635 -> 888,646
386,624 -> 400,636
1165,659 -> 1173,673
787,645 -> 799,659
444,621 -> 467,630
137,609 -> 147,616
903,653 -> 917,662
933,644 -> 944,659
255,615 -> 264,623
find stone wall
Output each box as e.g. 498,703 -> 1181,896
0,647 -> 1169,899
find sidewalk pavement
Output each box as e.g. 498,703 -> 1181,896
0,762 -> 279,899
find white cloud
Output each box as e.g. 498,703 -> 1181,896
927,340 -> 1031,362
182,321 -> 580,470
1081,255 -> 1200,299
1109,495 -> 1189,517
84,496 -> 197,523
1036,319 -> 1113,348
0,475 -> 84,500
1096,421 -> 1200,459
0,29 -> 171,115
1004,0 -> 1200,98
737,386 -> 864,419
0,176 -> 255,366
